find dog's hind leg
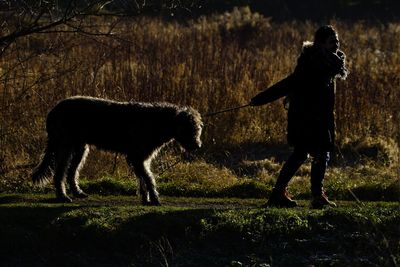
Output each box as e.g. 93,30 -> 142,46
66,144 -> 90,198
53,144 -> 74,203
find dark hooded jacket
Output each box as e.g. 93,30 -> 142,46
251,42 -> 348,152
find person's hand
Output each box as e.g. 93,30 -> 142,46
249,98 -> 257,106
336,50 -> 345,60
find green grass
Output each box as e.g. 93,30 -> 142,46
0,194 -> 398,266
9,166 -> 396,201
0,148 -> 398,266
2,170 -> 398,205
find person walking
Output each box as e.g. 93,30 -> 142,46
250,25 -> 348,208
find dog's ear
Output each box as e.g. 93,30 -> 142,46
175,108 -> 203,132
175,109 -> 193,125
174,111 -> 189,135
176,110 -> 188,121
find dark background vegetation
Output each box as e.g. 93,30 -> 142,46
56,0 -> 400,21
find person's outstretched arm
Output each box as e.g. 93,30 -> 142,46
249,74 -> 296,106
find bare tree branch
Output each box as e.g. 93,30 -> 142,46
0,0 -> 115,56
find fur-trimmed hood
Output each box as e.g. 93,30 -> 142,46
300,41 -> 348,80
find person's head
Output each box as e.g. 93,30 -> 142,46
314,25 -> 339,53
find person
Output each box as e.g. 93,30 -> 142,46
249,25 -> 348,208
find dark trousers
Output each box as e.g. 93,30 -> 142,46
274,147 -> 330,196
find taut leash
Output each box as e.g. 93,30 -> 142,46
159,103 -> 250,175
204,104 -> 250,117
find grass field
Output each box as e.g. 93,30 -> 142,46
1,162 -> 398,266
0,194 -> 398,267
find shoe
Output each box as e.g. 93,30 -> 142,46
311,193 -> 337,209
266,189 -> 298,208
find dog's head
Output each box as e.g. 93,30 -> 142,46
174,107 -> 203,151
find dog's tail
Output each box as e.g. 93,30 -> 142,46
32,138 -> 56,186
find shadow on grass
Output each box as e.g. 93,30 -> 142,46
0,195 -> 23,204
0,200 -> 398,266
0,204 -> 219,266
0,194 -> 64,204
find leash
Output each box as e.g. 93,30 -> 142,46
109,104 -> 250,177
158,158 -> 183,176
159,103 -> 249,177
204,104 -> 250,117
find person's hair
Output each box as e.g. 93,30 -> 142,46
314,25 -> 337,45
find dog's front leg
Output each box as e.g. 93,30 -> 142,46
127,155 -> 161,206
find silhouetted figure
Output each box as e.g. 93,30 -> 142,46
250,25 -> 348,208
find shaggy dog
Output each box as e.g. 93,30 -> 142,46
32,96 -> 203,205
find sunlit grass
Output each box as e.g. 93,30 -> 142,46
3,156 -> 396,202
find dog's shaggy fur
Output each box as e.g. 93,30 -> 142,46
32,96 -> 203,205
